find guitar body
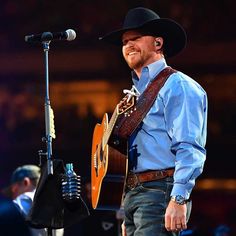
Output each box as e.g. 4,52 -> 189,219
91,113 -> 128,210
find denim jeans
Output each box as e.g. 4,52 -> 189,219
123,177 -> 192,236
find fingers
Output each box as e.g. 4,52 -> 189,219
166,219 -> 187,232
175,222 -> 187,231
166,222 -> 186,232
165,218 -> 182,232
165,202 -> 187,232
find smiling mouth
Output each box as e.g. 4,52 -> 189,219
128,51 -> 138,56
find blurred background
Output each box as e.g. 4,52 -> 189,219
0,0 -> 235,235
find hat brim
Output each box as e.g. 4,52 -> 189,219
100,18 -> 187,58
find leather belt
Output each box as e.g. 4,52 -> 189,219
126,169 -> 175,190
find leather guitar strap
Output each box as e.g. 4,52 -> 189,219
113,66 -> 177,139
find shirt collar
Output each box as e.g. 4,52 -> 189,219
131,58 -> 168,93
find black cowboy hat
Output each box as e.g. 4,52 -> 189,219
100,7 -> 187,57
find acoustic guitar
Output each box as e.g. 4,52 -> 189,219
91,95 -> 135,210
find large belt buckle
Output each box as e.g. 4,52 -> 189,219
126,172 -> 139,190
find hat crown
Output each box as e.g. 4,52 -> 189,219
101,7 -> 187,57
123,7 -> 160,28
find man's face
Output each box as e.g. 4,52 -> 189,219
10,181 -> 26,199
10,177 -> 33,199
122,30 -> 157,71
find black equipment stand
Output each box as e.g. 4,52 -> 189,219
27,36 -> 89,236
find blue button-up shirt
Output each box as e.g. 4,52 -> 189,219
128,58 -> 208,199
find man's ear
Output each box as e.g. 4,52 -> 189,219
23,177 -> 31,187
154,37 -> 163,48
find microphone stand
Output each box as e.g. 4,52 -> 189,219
41,40 -> 56,236
43,40 -> 55,176
26,36 -> 89,236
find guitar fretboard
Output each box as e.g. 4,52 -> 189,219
102,106 -> 119,150
101,95 -> 135,150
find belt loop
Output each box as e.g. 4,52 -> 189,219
161,170 -> 167,178
136,172 -> 140,185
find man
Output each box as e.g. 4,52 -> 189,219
2,164 -> 64,236
100,7 -> 207,236
0,192 -> 31,236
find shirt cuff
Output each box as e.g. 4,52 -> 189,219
170,182 -> 193,200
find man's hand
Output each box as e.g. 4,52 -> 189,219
165,200 -> 187,232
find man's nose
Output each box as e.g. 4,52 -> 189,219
125,40 -> 135,47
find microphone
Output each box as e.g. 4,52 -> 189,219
25,29 -> 76,43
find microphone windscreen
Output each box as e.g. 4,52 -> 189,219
66,29 -> 76,41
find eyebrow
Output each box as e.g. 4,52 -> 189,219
122,35 -> 143,45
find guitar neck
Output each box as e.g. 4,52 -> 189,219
101,95 -> 135,149
102,106 -> 118,149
